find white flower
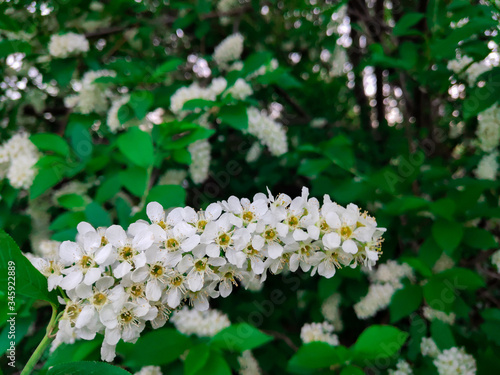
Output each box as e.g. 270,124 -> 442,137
226,78 -> 253,100
66,70 -> 116,114
433,252 -> 454,273
353,283 -> 395,319
247,107 -> 288,156
423,306 -> 456,325
135,366 -> 163,375
107,95 -> 130,132
48,32 -> 89,58
388,359 -> 413,375
0,132 -> 39,189
300,322 -> 339,346
170,306 -> 230,337
213,33 -> 244,67
238,350 -> 261,375
106,225 -> 155,278
476,104 -> 500,152
58,233 -> 114,290
433,347 -> 476,375
246,142 -> 262,162
492,249 -> 500,272
158,169 -> 187,185
188,139 -> 211,184
177,251 -> 226,292
475,151 -> 498,180
321,293 -> 343,331
28,255 -> 64,291
421,337 -> 440,358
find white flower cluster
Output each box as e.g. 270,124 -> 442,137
476,104 -> 500,152
188,140 -> 211,184
226,78 -> 253,100
447,55 -> 493,87
354,261 -> 414,319
321,293 -> 343,331
421,337 -> 440,358
158,169 -> 187,186
65,70 -> 116,114
421,338 -> 476,375
245,142 -> 263,163
170,306 -> 230,337
433,347 -> 477,375
475,151 -> 498,180
423,306 -> 456,325
213,33 -> 244,68
48,32 -> 89,58
0,132 -> 39,189
388,360 -> 413,375
433,252 -> 454,273
107,95 -> 130,132
30,188 -> 384,361
247,107 -> 288,156
300,321 -> 339,346
238,350 -> 262,375
492,249 -> 500,272
135,366 -> 162,375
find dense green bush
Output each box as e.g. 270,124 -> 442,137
1,0 -> 500,374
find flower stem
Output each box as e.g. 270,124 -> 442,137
21,303 -> 58,375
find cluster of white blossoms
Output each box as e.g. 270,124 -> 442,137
423,306 -> 456,325
300,321 -> 339,346
245,142 -> 263,163
421,337 -> 440,358
64,70 -> 116,114
476,104 -> 500,152
475,151 -> 498,180
188,140 -> 211,184
107,95 -> 130,132
354,260 -> 414,319
0,132 -> 40,189
170,306 -> 230,337
237,350 -> 262,375
434,347 -> 477,375
158,169 -> 187,186
247,107 -> 288,156
48,32 -> 90,58
225,78 -> 253,100
433,252 -> 454,273
492,250 -> 500,272
29,188 -> 385,361
213,33 -> 244,68
421,338 -> 477,375
321,293 -> 343,331
134,366 -> 162,375
447,55 -> 493,87
388,359 -> 413,375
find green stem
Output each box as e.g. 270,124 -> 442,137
21,303 -> 59,375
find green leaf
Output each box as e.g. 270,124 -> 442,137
46,361 -> 131,375
430,198 -> 456,220
430,320 -> 455,350
117,104 -> 134,125
431,219 -> 463,254
57,194 -> 88,210
120,167 -> 148,197
30,156 -> 68,199
321,135 -> 355,171
393,13 -> 425,36
340,365 -> 365,375
384,196 -> 428,215
182,99 -> 217,111
117,127 -> 154,168
48,58 -> 78,86
463,227 -> 497,249
193,349 -> 231,375
152,58 -> 183,78
242,51 -> 273,77
390,285 -> 423,323
0,40 -> 31,57
146,185 -> 186,209
85,202 -> 112,227
120,328 -> 192,367
185,344 -> 210,375
218,103 -> 248,130
287,342 -> 349,373
30,133 -> 70,157
129,91 -> 154,120
0,230 -> 57,304
352,325 -> 409,361
210,323 -> 273,352
297,158 -> 330,177
50,212 -> 86,231
95,175 -> 122,203
44,339 -> 102,368
66,115 -> 93,162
